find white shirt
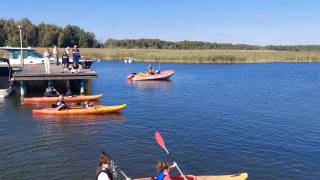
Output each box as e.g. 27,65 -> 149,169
97,171 -> 110,180
53,48 -> 58,55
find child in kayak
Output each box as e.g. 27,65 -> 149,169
52,95 -> 67,110
155,161 -> 177,180
82,101 -> 95,108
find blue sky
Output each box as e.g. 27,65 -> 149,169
1,0 -> 319,45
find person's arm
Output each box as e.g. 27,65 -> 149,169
167,162 -> 177,174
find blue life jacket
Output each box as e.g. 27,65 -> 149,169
156,171 -> 166,180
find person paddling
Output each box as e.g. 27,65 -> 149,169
44,87 -> 58,97
52,95 -> 67,110
155,161 -> 177,180
96,154 -> 114,180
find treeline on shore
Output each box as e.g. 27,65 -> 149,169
105,39 -> 320,52
0,18 -> 101,48
2,18 -> 320,52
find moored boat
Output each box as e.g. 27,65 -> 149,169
127,70 -> 174,81
134,173 -> 248,180
23,94 -> 103,104
0,81 -> 14,98
0,58 -> 14,98
32,104 -> 127,115
0,47 -> 98,69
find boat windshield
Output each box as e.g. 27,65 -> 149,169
9,50 -> 42,59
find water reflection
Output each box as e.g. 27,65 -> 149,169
32,112 -> 127,122
127,79 -> 172,89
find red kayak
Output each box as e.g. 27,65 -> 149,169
127,70 -> 174,81
23,94 -> 103,104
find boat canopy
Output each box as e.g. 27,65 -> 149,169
0,47 -> 42,59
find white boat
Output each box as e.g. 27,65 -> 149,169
124,56 -> 134,63
0,58 -> 14,98
0,47 -> 99,69
0,81 -> 14,98
0,47 -> 44,67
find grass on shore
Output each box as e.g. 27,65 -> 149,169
2,48 -> 320,64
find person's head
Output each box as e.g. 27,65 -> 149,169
156,161 -> 169,172
99,154 -> 111,169
63,51 -> 67,55
54,45 -> 57,48
46,48 -> 50,52
58,95 -> 64,100
74,45 -> 77,49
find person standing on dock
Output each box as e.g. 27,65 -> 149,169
72,45 -> 80,73
43,49 -> 51,74
72,45 -> 78,63
61,50 -> 69,73
53,45 -> 59,65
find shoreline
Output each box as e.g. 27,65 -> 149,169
33,48 -> 320,64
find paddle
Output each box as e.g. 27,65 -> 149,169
49,87 -> 61,96
154,132 -> 187,180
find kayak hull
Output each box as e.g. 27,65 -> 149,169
23,94 -> 103,104
32,104 -> 127,115
135,173 -> 248,180
128,70 -> 174,81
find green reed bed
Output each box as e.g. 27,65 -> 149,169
33,48 -> 320,63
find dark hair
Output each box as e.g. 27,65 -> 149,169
156,161 -> 169,172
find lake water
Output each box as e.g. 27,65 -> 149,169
0,61 -> 320,180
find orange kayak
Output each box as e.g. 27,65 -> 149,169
135,173 -> 248,180
23,94 -> 103,104
32,104 -> 127,115
127,70 -> 174,81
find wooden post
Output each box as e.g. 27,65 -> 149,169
80,80 -> 86,94
86,80 -> 91,94
20,81 -> 26,96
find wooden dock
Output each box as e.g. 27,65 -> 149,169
12,64 -> 97,81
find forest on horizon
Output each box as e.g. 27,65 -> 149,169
1,18 -> 320,51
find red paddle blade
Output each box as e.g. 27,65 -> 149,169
155,132 -> 165,148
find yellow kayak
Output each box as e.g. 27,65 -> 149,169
32,104 -> 127,115
135,173 -> 248,180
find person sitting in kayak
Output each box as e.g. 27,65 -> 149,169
82,101 -> 95,108
147,64 -> 156,76
155,161 -> 177,180
44,87 -> 58,97
52,95 -> 67,110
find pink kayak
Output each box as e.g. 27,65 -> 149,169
127,70 -> 174,81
